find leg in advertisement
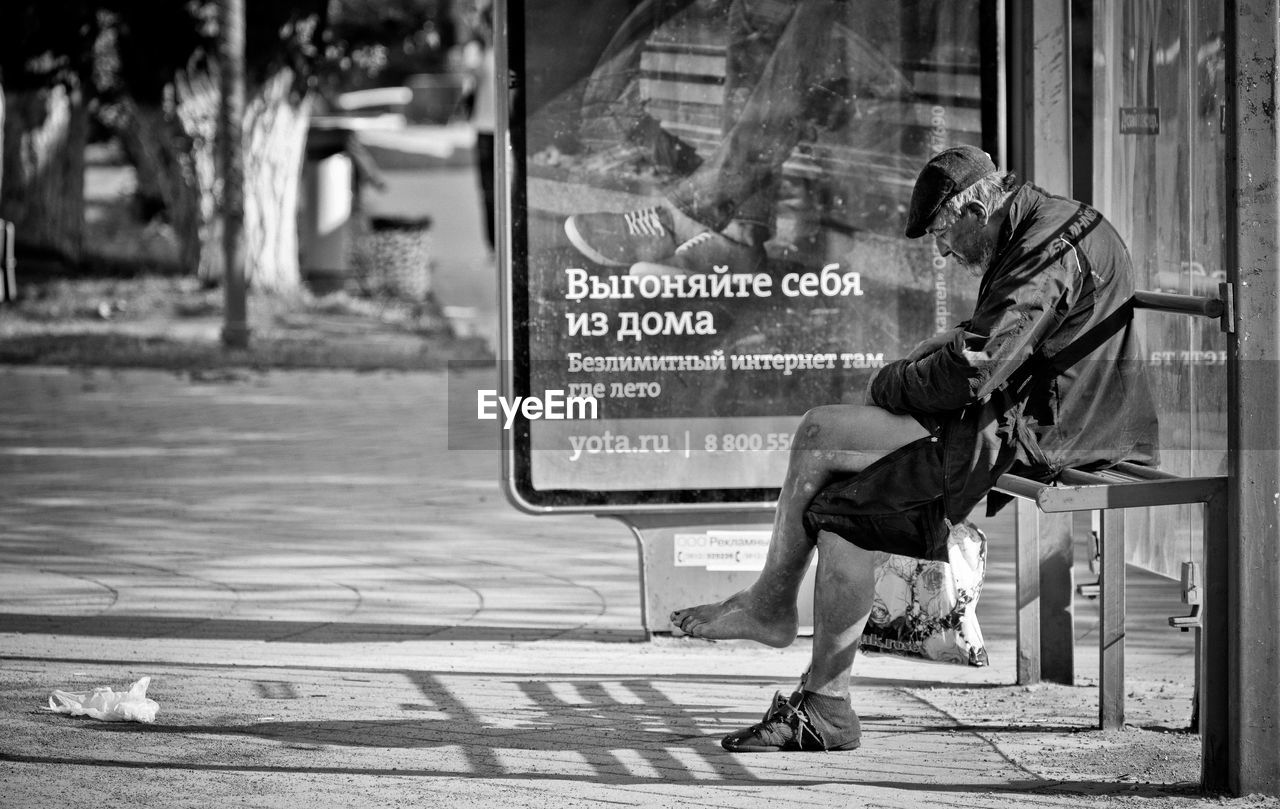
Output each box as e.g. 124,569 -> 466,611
565,0 -> 910,275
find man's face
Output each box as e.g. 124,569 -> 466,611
929,205 -> 995,275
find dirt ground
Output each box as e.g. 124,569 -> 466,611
0,274 -> 490,370
916,682 -> 1200,786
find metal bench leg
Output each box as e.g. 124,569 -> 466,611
1015,497 -> 1041,684
1040,511 -> 1078,684
1099,509 -> 1126,729
1200,492 -> 1229,791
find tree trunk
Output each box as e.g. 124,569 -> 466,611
242,69 -> 310,294
174,70 -> 225,283
108,67 -> 310,291
219,0 -> 249,345
107,94 -> 212,277
0,84 -> 88,269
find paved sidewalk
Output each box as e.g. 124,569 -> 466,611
0,367 -> 1267,808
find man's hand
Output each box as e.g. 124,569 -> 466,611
907,327 -> 962,362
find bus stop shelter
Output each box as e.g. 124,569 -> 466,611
495,0 -> 1280,795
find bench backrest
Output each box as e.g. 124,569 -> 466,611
1003,287 -> 1229,403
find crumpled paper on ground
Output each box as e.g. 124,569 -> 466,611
46,676 -> 159,723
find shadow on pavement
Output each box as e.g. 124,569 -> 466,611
0,613 -> 646,643
0,748 -> 1201,797
19,670 -> 1199,798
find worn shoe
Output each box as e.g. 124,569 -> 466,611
629,230 -> 767,276
564,207 -> 677,267
721,690 -> 861,753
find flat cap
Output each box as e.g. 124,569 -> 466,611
905,145 -> 997,238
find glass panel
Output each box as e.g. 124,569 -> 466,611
507,0 -> 996,507
1091,0 -> 1226,576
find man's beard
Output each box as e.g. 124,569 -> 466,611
954,231 -> 997,277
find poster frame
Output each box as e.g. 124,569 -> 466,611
497,0 -> 1005,514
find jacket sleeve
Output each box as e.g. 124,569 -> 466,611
869,251 -> 1081,414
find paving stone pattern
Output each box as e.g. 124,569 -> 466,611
0,367 -> 1266,809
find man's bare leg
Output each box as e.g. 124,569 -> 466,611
805,531 -> 877,696
669,404 -> 926,645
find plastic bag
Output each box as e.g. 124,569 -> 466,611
46,676 -> 159,723
859,521 -> 989,666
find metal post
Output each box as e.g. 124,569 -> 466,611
1032,0 -> 1073,194
1223,0 -> 1280,795
1008,1 -> 1080,691
1099,509 -> 1125,729
218,0 -> 249,349
1039,511 -> 1076,685
1015,497 -> 1042,684
1201,490 -> 1230,789
1008,0 -> 1073,191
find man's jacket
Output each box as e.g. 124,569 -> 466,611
806,183 -> 1159,558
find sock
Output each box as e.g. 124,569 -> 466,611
802,690 -> 861,746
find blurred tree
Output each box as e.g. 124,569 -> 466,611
327,0 -> 458,90
103,0 -> 459,291
0,0 -> 453,289
99,0 -> 328,290
0,1 -> 103,269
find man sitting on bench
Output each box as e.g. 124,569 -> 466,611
670,144 -> 1160,753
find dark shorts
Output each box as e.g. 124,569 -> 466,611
802,417 -> 952,562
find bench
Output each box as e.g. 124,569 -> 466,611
994,288 -> 1231,730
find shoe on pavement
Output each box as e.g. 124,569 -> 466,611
629,230 -> 767,276
564,207 -> 677,267
721,690 -> 861,753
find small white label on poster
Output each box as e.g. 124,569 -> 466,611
673,530 -> 773,571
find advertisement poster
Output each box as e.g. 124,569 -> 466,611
503,0 -> 997,508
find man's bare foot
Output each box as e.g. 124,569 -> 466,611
669,590 -> 797,647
